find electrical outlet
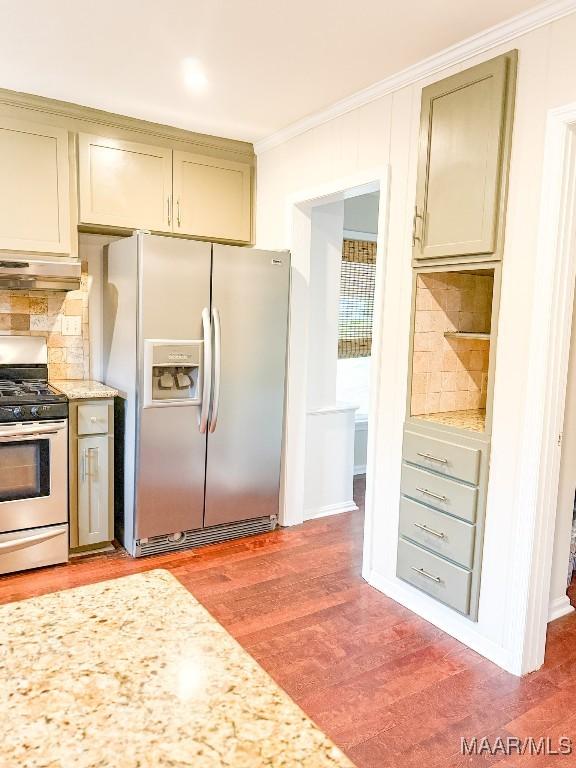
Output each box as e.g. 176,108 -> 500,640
61,316 -> 82,336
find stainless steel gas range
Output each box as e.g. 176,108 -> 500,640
0,337 -> 69,575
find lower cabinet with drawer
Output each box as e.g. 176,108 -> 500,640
399,497 -> 476,569
397,539 -> 472,614
397,421 -> 490,620
69,399 -> 114,551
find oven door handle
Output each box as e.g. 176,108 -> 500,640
0,432 -> 56,442
0,528 -> 63,554
0,421 -> 66,440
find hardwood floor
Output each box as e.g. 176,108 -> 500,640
2,476 -> 576,767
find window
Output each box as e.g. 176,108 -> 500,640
338,239 -> 376,358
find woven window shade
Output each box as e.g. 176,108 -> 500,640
338,240 -> 376,359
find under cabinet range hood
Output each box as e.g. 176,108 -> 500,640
0,256 -> 81,291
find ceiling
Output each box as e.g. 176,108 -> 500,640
344,193 -> 380,236
1,0 -> 543,143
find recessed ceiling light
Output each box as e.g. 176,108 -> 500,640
181,58 -> 208,93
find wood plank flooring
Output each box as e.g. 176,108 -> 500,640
1,477 -> 576,767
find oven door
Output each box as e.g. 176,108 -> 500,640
0,420 -> 68,534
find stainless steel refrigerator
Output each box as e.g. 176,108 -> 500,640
103,232 -> 289,557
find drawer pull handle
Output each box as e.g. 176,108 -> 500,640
416,452 -> 448,464
416,487 -> 448,503
414,522 -> 445,539
411,566 -> 442,583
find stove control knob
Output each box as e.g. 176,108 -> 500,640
31,406 -> 41,418
12,406 -> 23,419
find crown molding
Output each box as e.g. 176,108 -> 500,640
255,0 -> 576,155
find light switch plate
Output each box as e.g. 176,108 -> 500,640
62,316 -> 82,336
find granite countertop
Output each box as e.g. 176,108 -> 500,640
51,379 -> 119,400
0,569 -> 354,768
416,408 -> 486,433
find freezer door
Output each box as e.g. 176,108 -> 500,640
136,235 -> 211,540
204,245 -> 290,527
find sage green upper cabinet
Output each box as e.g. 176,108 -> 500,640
78,134 -> 172,232
173,151 -> 252,243
0,117 -> 70,254
413,51 -> 517,264
78,134 -> 253,243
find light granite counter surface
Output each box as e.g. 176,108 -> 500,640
0,569 -> 354,768
416,408 -> 486,433
51,379 -> 118,400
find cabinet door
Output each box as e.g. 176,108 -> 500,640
77,435 -> 110,546
0,117 -> 70,253
173,151 -> 252,242
78,134 -> 172,231
414,53 -> 515,261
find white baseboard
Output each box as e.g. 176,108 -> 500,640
304,500 -> 359,520
353,464 -> 367,476
548,594 -> 575,622
365,568 -> 516,674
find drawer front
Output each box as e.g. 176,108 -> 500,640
0,524 -> 68,576
403,429 -> 481,484
399,496 -> 475,568
397,538 -> 472,614
78,403 -> 109,435
401,463 -> 478,523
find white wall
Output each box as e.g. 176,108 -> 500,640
344,192 -> 380,239
255,15 -> 576,673
336,356 -> 371,417
304,406 -> 358,519
353,416 -> 369,475
306,202 -> 343,409
303,200 -> 358,518
336,357 -> 370,474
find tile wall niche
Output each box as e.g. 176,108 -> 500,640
0,260 -> 89,380
410,271 -> 493,417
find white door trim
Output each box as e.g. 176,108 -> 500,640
280,167 -> 390,560
508,103 -> 576,675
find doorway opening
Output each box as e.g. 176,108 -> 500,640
303,191 -> 380,522
336,193 -> 380,515
549,286 -> 576,624
281,168 -> 388,534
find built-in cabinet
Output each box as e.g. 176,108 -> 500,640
78,134 -> 173,232
172,151 -> 252,242
413,51 -> 517,265
398,50 -> 517,620
69,399 -> 114,550
398,265 -> 498,620
79,134 -> 252,242
0,88 -> 256,255
398,420 -> 491,619
0,116 -> 70,253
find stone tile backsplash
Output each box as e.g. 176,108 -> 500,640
411,271 -> 493,416
0,261 -> 89,380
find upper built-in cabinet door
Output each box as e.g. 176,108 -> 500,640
413,52 -> 516,263
0,118 -> 70,254
78,134 -> 172,232
173,151 -> 252,243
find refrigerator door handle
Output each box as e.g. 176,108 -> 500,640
199,307 -> 212,433
209,307 -> 221,433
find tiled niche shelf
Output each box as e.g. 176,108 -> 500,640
410,269 -> 495,434
444,331 -> 491,341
